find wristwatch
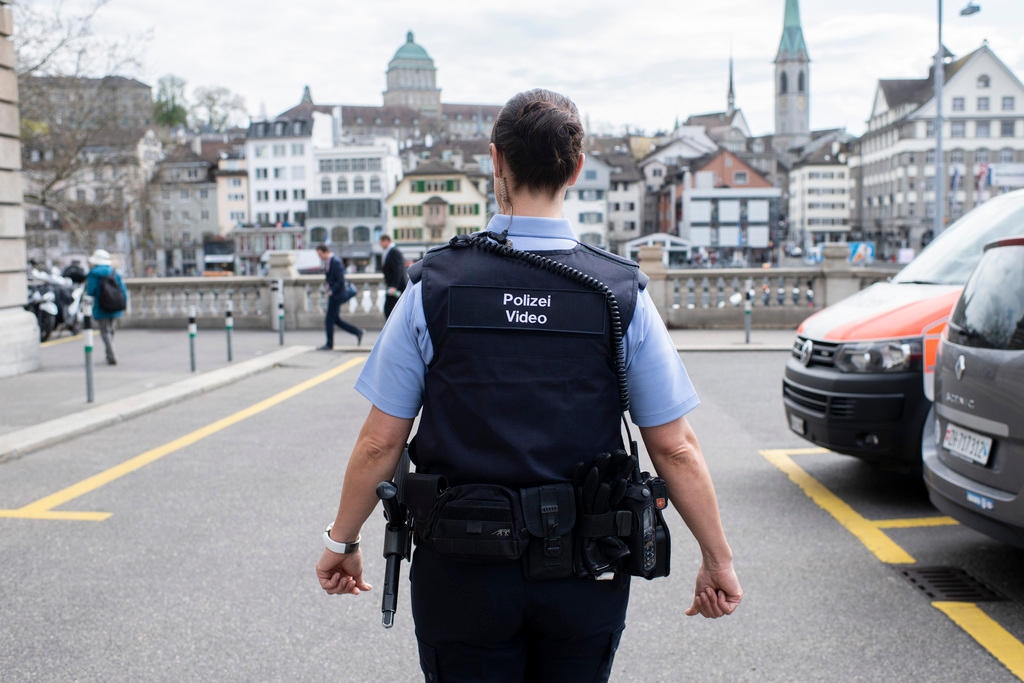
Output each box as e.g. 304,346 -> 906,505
323,523 -> 360,554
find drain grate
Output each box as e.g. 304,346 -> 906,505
897,566 -> 1004,602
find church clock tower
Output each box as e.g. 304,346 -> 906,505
773,0 -> 810,152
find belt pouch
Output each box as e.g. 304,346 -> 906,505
520,483 -> 576,580
425,484 -> 525,561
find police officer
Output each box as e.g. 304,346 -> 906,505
316,89 -> 742,682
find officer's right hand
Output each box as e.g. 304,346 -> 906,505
684,561 -> 742,618
316,548 -> 373,596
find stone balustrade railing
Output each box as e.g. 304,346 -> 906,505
119,245 -> 901,331
122,273 -> 386,330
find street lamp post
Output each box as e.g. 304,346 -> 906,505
936,2 -> 982,236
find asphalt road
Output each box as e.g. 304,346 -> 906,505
1,348 -> 1022,681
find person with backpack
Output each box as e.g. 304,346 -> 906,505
85,249 -> 128,365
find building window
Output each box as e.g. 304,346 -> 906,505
180,189 -> 189,199
321,178 -> 331,194
1002,96 -> 1015,111
951,149 -> 964,163
255,168 -> 268,179
254,145 -> 266,158
230,178 -> 242,187
199,189 -> 208,199
733,171 -> 748,185
977,74 -> 990,88
976,121 -> 990,137
950,121 -> 965,138
977,97 -> 990,111
292,189 -> 305,200
1000,148 -> 1014,163
273,167 -> 285,179
584,170 -> 597,180
1001,120 -> 1016,137
310,227 -> 327,243
952,97 -> 965,112
578,212 -> 603,224
353,176 -> 365,193
331,226 -> 349,242
256,212 -> 270,224
370,175 -> 381,192
976,149 -> 990,163
272,143 -> 286,157
291,143 -> 304,155
780,72 -> 788,94
274,189 -> 287,200
926,149 -> 936,164
926,120 -> 935,137
256,190 -> 269,201
200,210 -> 210,220
229,211 -> 245,222
798,70 -> 805,93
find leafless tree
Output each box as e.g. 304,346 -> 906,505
13,0 -> 154,268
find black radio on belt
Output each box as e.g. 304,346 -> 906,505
622,469 -> 671,580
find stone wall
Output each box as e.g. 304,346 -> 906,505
0,2 -> 40,377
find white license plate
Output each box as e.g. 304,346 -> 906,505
943,423 -> 993,465
789,414 -> 806,435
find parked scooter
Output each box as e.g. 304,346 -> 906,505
25,282 -> 58,341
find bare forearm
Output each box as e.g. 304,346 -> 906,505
328,407 -> 414,542
640,418 -> 733,568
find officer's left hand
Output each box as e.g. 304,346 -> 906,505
316,548 -> 372,596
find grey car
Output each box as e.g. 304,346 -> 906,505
923,236 -> 1024,547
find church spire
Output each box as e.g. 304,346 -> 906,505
727,52 -> 736,116
776,0 -> 809,61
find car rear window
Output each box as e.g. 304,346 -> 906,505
894,192 -> 1024,285
949,244 -> 1024,350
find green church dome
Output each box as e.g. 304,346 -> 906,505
390,31 -> 433,64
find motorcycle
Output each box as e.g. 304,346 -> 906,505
26,267 -> 84,340
25,283 -> 58,341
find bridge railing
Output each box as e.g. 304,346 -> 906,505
122,273 -> 386,330
120,245 -> 900,330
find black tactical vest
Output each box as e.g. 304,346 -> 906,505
408,238 -> 646,488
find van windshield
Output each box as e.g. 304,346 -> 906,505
894,192 -> 1024,285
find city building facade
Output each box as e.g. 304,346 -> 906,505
563,155 -> 612,247
307,136 -> 403,264
145,146 -> 218,276
858,43 -> 1024,257
384,160 -> 487,261
788,143 -> 853,247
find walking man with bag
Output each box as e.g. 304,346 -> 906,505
84,249 -> 127,365
378,234 -> 407,320
317,244 -> 363,350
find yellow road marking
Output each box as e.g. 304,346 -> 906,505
41,333 -> 83,348
874,516 -> 959,529
933,602 -> 1024,679
0,356 -> 365,521
761,449 -> 915,564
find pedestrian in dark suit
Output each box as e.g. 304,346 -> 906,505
378,234 -> 408,320
316,244 -> 363,350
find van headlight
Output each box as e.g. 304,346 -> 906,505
834,339 -> 922,373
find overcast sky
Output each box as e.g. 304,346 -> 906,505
36,0 -> 1024,137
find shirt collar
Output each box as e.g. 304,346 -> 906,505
485,214 -> 578,247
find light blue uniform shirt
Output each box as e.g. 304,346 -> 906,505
355,215 -> 699,427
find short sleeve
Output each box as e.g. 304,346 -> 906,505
353,283 -> 431,419
624,290 -> 700,427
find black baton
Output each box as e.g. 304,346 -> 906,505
377,448 -> 412,628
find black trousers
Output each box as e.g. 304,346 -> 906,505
384,293 -> 399,320
410,545 -> 629,683
324,294 -> 360,347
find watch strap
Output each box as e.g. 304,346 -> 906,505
323,524 -> 360,554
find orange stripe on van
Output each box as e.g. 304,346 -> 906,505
823,290 -> 962,342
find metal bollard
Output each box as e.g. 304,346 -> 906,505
276,278 -> 285,346
225,300 -> 234,362
83,297 -> 95,403
745,288 -> 753,344
188,305 -> 197,373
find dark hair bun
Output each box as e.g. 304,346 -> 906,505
491,89 -> 584,195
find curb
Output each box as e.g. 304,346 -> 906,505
0,345 -> 313,464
